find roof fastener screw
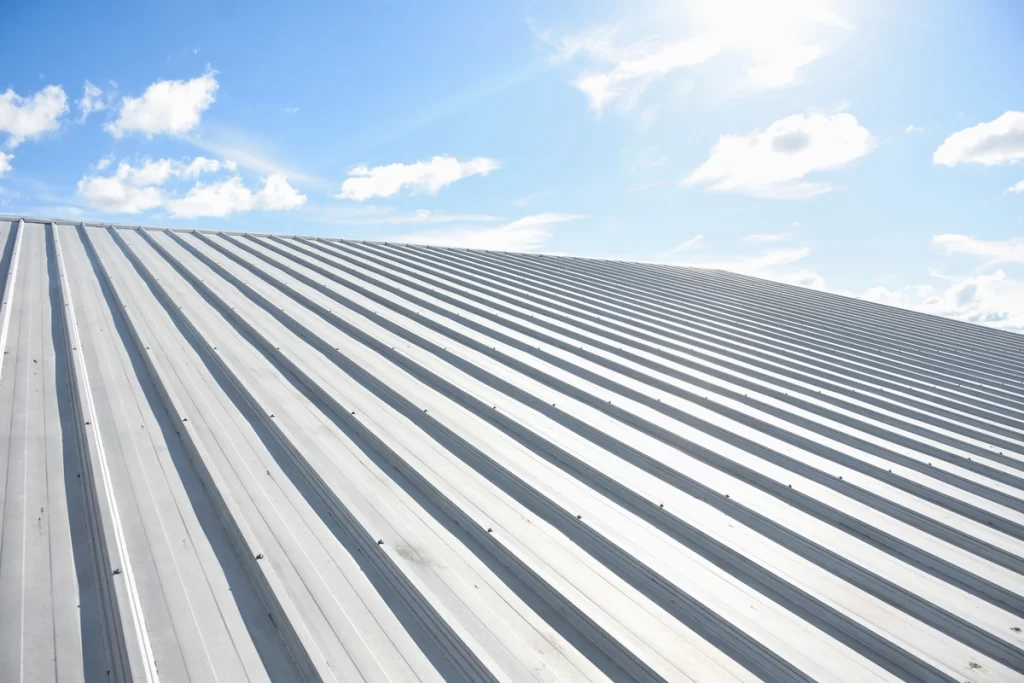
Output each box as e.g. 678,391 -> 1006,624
659,503 -> 664,508
377,539 -> 384,545
576,514 -> 582,520
487,528 -> 493,533
112,568 -> 122,575
85,421 -> 91,425
256,553 -> 264,560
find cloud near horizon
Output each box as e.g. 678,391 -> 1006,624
391,212 -> 584,251
76,155 -> 305,218
337,155 -> 500,201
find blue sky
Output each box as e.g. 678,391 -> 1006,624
2,0 -> 1023,329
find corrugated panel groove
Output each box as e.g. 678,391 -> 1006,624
2,218 -> 1023,682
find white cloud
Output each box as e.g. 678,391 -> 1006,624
180,156 -> 235,178
0,85 -> 69,147
77,155 -> 302,217
744,232 -> 792,243
77,81 -> 106,123
672,246 -> 811,273
0,151 -> 12,175
165,174 -> 306,218
284,107 -> 299,114
933,111 -> 1024,167
370,209 -> 501,225
337,155 -> 500,201
183,125 -> 326,188
1005,180 -> 1024,194
393,213 -> 584,251
105,70 -> 218,138
662,232 -> 1024,332
683,112 -> 875,198
858,231 -> 1024,332
76,157 -> 200,213
904,125 -> 923,133
666,242 -> 826,290
569,35 -> 722,114
95,156 -> 113,171
77,172 -> 165,214
550,0 -> 851,116
665,234 -> 704,255
932,233 -> 1024,264
862,270 -> 1024,332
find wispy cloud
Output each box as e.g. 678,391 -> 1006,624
664,234 -> 704,255
336,155 -> 500,201
545,0 -> 853,117
183,124 -> 329,188
932,233 -> 1024,264
392,212 -> 584,251
306,206 -> 501,226
76,81 -> 108,123
671,246 -> 810,272
743,232 -> 792,243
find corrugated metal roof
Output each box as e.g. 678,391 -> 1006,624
1,216 -> 1023,682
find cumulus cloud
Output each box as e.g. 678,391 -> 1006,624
0,151 -> 12,176
77,155 -> 302,217
550,0 -> 852,116
105,70 -> 218,138
77,166 -> 166,213
337,155 -> 500,201
393,212 -> 584,251
0,85 -> 69,147
933,111 -> 1024,167
683,112 -> 875,197
932,234 -> 1024,264
1005,180 -> 1024,194
165,174 -> 306,218
77,81 -> 106,123
904,125 -> 923,134
180,156 -> 235,178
